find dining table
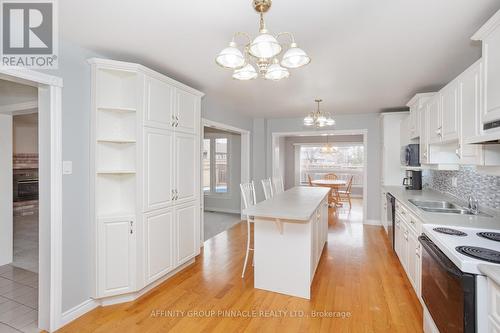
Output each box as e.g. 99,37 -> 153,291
310,179 -> 347,206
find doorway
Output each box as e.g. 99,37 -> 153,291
271,130 -> 368,223
200,119 -> 250,243
0,68 -> 63,332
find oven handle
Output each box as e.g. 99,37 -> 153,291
418,235 -> 463,278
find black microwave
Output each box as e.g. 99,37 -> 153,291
401,144 -> 420,166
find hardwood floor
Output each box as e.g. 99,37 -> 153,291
58,201 -> 422,332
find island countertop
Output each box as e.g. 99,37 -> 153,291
243,186 -> 330,221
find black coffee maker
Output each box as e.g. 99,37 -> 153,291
403,170 -> 422,190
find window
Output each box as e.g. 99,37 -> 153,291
203,135 -> 230,194
299,143 -> 364,186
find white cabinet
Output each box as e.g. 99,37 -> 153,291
144,208 -> 174,284
97,217 -> 136,297
381,191 -> 387,230
175,132 -> 199,204
381,113 -> 407,185
420,104 -> 430,164
90,58 -> 203,301
428,95 -> 442,144
394,199 -> 423,300
459,61 -> 484,165
144,76 -> 175,129
311,198 -> 328,278
175,202 -> 198,265
440,82 -> 460,142
143,127 -> 174,211
176,88 -> 200,135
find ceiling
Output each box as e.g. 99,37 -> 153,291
60,0 -> 500,118
0,80 -> 37,107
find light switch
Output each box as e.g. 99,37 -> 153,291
63,161 -> 73,175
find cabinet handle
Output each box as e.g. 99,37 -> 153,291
171,189 -> 175,200
175,189 -> 179,200
130,221 -> 133,234
175,115 -> 179,127
171,115 -> 176,127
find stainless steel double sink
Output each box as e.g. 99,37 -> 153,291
408,199 -> 491,217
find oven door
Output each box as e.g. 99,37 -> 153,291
419,235 -> 476,333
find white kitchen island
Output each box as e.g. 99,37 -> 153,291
243,186 -> 330,299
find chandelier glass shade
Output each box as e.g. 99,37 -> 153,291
304,99 -> 336,128
216,0 -> 310,81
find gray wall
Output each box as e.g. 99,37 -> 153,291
203,129 -> 241,213
282,135 -> 364,192
40,40 -> 103,311
252,113 -> 381,221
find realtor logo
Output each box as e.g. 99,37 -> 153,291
1,0 -> 58,68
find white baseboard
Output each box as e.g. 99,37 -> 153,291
57,258 -> 195,330
59,298 -> 99,328
364,219 -> 381,226
204,207 -> 240,214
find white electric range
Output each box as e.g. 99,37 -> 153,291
421,224 -> 500,333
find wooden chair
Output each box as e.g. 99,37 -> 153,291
261,178 -> 274,200
240,181 -> 257,278
308,174 -> 314,186
272,176 -> 284,194
324,173 -> 338,180
338,176 -> 354,209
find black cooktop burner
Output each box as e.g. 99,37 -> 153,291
477,232 -> 500,242
433,227 -> 467,236
456,246 -> 500,264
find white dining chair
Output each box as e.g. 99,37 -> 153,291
261,178 -> 274,200
272,176 -> 284,194
240,181 -> 257,278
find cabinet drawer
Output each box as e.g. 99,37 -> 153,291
489,279 -> 500,325
406,212 -> 422,235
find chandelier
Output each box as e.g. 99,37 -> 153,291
321,135 -> 337,153
304,99 -> 336,127
215,0 -> 310,81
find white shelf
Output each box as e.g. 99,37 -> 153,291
97,139 -> 136,144
97,106 -> 136,113
97,170 -> 136,174
96,173 -> 136,216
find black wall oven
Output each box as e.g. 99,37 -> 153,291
419,235 -> 476,333
13,169 -> 39,202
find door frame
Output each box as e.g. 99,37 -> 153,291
0,67 -> 63,332
271,129 -> 368,223
200,119 -> 250,244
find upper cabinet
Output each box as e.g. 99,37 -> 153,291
440,81 -> 460,142
427,95 -> 441,145
144,76 -> 175,129
407,93 -> 433,140
471,10 -> 500,143
175,89 -> 200,135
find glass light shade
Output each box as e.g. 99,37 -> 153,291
317,115 -> 326,123
232,64 -> 258,80
326,118 -> 335,126
265,63 -> 289,81
303,115 -> 314,126
216,42 -> 245,69
249,33 -> 282,59
281,44 -> 311,68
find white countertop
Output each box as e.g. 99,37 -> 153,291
243,186 -> 330,221
384,186 -> 500,230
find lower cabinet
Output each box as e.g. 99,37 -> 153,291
97,217 -> 136,297
175,202 -> 198,265
395,201 -> 422,301
144,208 -> 174,284
311,198 -> 328,278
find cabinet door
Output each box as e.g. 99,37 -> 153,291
483,26 -> 500,124
420,105 -> 429,164
176,202 -> 198,265
143,127 -> 174,211
144,76 -> 175,129
406,230 -> 419,292
144,209 -> 174,284
409,106 -> 417,139
428,96 -> 442,144
395,217 -> 402,260
97,218 -> 135,297
176,89 -> 199,135
175,132 -> 199,204
441,83 -> 459,142
459,62 -> 484,165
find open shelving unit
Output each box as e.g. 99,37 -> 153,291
93,67 -> 139,220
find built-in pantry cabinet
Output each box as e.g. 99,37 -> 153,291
90,58 -> 203,301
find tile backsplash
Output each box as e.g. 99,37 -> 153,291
423,166 -> 500,210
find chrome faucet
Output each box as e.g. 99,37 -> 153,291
467,195 -> 479,215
